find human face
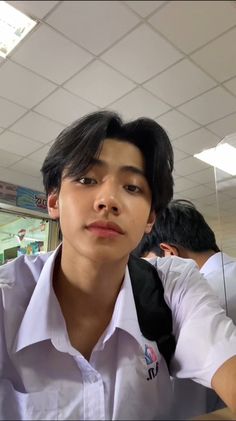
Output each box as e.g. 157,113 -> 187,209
48,138 -> 155,263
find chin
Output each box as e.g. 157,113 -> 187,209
89,248 -> 129,263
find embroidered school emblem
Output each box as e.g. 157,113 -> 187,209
144,344 -> 158,365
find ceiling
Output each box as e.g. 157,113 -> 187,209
0,0 -> 236,255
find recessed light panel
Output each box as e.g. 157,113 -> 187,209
0,1 -> 37,58
194,143 -> 236,176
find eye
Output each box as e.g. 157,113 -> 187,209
78,177 -> 97,185
124,185 -> 142,193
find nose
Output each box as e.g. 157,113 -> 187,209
93,182 -> 121,216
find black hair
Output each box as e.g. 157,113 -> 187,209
132,231 -> 163,258
154,199 -> 220,253
41,110 -> 174,213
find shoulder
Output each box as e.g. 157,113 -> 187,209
150,255 -> 201,289
0,252 -> 52,290
0,252 -> 53,358
149,256 -> 219,320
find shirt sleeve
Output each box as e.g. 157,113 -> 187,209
154,256 -> 236,387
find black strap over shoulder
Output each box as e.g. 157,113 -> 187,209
128,255 -> 176,369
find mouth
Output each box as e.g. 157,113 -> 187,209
86,221 -> 124,238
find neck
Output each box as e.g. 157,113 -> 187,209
52,245 -> 129,359
53,244 -> 128,316
185,250 -> 216,269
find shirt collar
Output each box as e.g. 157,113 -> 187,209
200,252 -> 234,276
13,250 -> 143,354
12,245 -> 68,354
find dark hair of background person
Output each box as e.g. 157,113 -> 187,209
154,199 -> 220,253
41,110 -> 174,213
132,230 -> 164,258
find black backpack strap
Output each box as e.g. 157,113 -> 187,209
128,255 -> 176,369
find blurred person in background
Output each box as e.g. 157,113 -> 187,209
154,199 -> 236,322
146,199 -> 236,418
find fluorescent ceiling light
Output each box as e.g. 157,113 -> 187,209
194,143 -> 236,176
0,1 -> 37,59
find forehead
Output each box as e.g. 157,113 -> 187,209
97,138 -> 145,170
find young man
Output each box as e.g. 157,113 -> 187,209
154,199 -> 236,321
1,111 -> 236,420
152,198 -> 236,418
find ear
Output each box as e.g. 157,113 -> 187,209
47,192 -> 60,220
144,210 -> 156,234
160,242 -> 179,257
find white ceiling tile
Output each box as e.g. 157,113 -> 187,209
125,1 -> 166,17
35,88 -> 98,126
217,185 -> 236,201
156,109 -> 200,140
195,193 -> 218,206
0,167 -> 44,191
223,199 -> 236,212
178,87 -> 236,125
8,1 -> 59,19
177,184 -> 214,200
174,156 -> 209,176
102,24 -> 183,83
64,61 -> 135,107
201,191 -> 230,206
187,168 -> 216,185
29,177 -> 44,192
217,189 -> 235,203
27,144 -> 52,164
12,25 -> 92,84
172,128 -> 220,155
0,97 -> 26,128
10,158 -> 42,177
214,168 -> 231,182
46,1 -> 139,55
207,113 -> 236,138
191,27 -> 236,83
224,77 -> 236,96
0,61 -> 56,108
0,131 -> 42,156
173,176 -> 198,193
144,59 -> 216,107
172,147 -> 189,162
205,180 -> 221,191
173,192 -> 184,200
11,112 -> 65,144
199,204 -> 219,219
149,1 -> 236,54
0,150 -> 21,167
216,178 -> 236,198
109,87 -> 170,120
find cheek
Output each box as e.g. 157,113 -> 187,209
59,195 -> 81,224
130,200 -> 152,223
59,191 -> 92,227
129,208 -> 151,238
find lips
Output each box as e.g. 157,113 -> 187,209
86,220 -> 124,235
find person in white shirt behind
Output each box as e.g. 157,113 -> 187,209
150,198 -> 236,418
154,199 -> 236,322
1,112 -> 236,420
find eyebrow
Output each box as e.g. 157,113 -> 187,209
91,158 -> 145,177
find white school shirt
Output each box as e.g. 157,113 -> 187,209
165,253 -> 236,419
201,252 -> 236,322
1,248 -> 236,420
